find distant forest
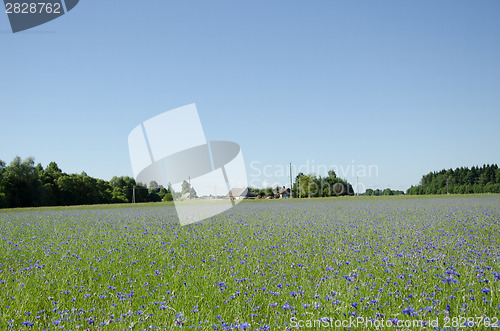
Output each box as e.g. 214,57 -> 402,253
0,156 -> 174,209
407,164 -> 500,195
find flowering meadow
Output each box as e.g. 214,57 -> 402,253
0,195 -> 499,330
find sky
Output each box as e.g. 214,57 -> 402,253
1,0 -> 499,192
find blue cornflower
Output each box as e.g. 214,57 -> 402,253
238,322 -> 250,329
442,275 -> 458,284
403,307 -> 415,315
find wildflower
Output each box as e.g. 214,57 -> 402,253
238,322 -> 250,329
403,307 -> 415,315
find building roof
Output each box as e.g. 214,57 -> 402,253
273,187 -> 290,195
225,188 -> 255,198
279,187 -> 290,194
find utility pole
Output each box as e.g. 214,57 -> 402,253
132,185 -> 136,203
289,162 -> 293,198
356,176 -> 359,196
447,177 -> 449,195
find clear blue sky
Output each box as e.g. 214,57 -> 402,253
1,0 -> 499,192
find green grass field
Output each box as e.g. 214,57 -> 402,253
0,195 -> 499,330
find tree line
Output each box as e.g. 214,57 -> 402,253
4,156 -> 496,208
248,170 -> 356,199
364,188 -> 405,196
0,156 -> 173,209
407,164 -> 500,195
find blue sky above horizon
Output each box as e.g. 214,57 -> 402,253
1,0 -> 499,192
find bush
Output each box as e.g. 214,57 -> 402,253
162,193 -> 173,201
